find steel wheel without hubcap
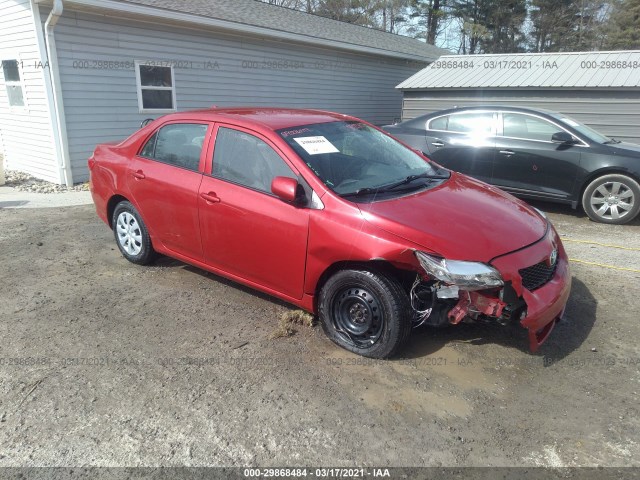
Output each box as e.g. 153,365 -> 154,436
116,211 -> 143,256
318,269 -> 411,359
332,286 -> 384,348
583,174 -> 640,225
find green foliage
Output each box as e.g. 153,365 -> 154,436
604,0 -> 640,49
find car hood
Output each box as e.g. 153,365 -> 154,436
357,173 -> 548,263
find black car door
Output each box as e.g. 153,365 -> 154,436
424,111 -> 497,184
492,112 -> 582,200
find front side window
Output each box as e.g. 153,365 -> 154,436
212,127 -> 296,193
135,62 -> 176,112
278,121 -> 444,198
503,113 -> 560,142
2,60 -> 25,107
139,123 -> 207,171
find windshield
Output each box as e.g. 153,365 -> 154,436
552,114 -> 610,144
277,121 -> 443,197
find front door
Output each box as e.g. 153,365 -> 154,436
492,112 -> 581,199
198,125 -> 309,300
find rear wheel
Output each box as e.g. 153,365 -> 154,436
582,174 -> 640,225
318,269 -> 411,359
112,201 -> 156,265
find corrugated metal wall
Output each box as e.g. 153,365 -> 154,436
47,9 -> 425,182
401,89 -> 640,144
0,0 -> 58,182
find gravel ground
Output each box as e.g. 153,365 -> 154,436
4,170 -> 89,194
0,200 -> 638,469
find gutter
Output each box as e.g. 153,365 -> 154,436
40,0 -> 74,186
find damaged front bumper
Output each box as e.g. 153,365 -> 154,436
414,225 -> 571,352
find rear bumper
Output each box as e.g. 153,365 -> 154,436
491,225 -> 571,351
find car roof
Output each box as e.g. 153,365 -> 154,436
159,107 -> 355,131
421,105 -> 560,118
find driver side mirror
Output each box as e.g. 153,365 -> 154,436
551,131 -> 576,144
271,176 -> 303,204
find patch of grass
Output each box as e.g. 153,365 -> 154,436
270,310 -> 315,339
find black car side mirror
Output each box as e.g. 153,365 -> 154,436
551,131 -> 576,144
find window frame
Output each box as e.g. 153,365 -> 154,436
426,110 -> 498,136
497,111 -> 589,147
134,60 -> 177,114
136,121 -> 212,172
207,123 -> 299,197
1,57 -> 28,111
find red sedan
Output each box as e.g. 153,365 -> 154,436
89,108 -> 571,358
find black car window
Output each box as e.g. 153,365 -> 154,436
212,127 -> 296,193
428,115 -> 448,131
139,123 -> 207,171
503,113 -> 559,142
446,112 -> 494,135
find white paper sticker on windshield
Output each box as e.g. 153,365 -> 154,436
293,136 -> 339,155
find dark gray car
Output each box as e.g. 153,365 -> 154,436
384,106 -> 640,225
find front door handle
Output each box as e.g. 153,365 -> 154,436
499,150 -> 515,156
200,191 -> 221,204
132,170 -> 145,180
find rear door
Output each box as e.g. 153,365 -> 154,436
424,111 -> 497,183
492,112 -> 582,199
198,124 -> 309,300
127,122 -> 211,261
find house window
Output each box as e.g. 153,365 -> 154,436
135,61 -> 176,113
2,60 -> 25,107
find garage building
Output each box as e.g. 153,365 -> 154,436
0,0 -> 446,185
397,51 -> 640,144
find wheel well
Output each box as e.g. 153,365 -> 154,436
106,194 -> 129,229
579,169 -> 640,204
313,260 -> 417,310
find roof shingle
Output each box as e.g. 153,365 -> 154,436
115,0 -> 448,61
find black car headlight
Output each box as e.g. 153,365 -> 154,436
415,251 -> 504,290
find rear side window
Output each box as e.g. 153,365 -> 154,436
212,127 -> 295,193
428,116 -> 448,131
139,123 -> 207,171
447,112 -> 494,135
428,112 -> 494,135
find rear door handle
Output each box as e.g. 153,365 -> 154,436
132,170 -> 145,180
431,140 -> 445,147
200,191 -> 221,203
499,150 -> 515,156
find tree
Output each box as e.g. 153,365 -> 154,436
530,0 -> 609,52
407,0 -> 450,45
603,0 -> 640,49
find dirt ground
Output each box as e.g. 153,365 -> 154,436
0,200 -> 638,469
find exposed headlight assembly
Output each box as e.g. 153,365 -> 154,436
415,251 -> 503,290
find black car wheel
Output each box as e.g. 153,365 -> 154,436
112,201 -> 156,264
582,174 -> 640,225
318,269 -> 411,358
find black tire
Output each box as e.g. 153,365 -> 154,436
582,174 -> 640,225
112,201 -> 156,265
318,269 -> 411,359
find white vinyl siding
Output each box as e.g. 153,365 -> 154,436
43,8 -> 425,182
0,0 -> 58,183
